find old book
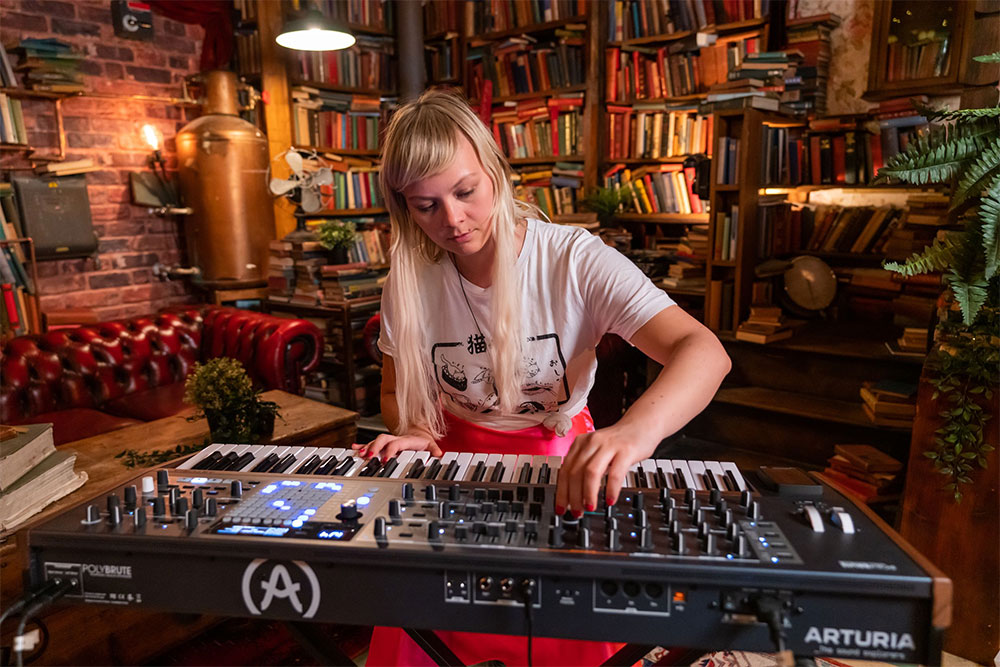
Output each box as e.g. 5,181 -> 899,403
834,444 -> 903,473
734,325 -> 793,344
0,423 -> 56,491
0,449 -> 87,533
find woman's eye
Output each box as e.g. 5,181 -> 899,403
417,204 -> 435,213
457,189 -> 474,199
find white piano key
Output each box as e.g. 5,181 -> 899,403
671,460 -> 697,490
687,460 -> 710,490
655,459 -> 675,489
499,454 -> 519,483
720,461 -> 747,492
627,462 -> 642,487
466,453 -> 490,481
388,451 -> 416,478
453,452 -> 474,482
703,461 -> 729,491
180,443 -> 227,469
513,455 -> 534,483
484,453 -> 503,481
641,460 -> 660,487
545,455 -> 562,484
439,451 -> 459,479
531,455 -> 548,484
239,445 -> 277,471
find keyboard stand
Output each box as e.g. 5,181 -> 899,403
405,628 -> 466,666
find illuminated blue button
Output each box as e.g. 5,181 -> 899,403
272,500 -> 285,508
281,480 -> 302,487
261,485 -> 278,494
726,553 -> 734,559
191,477 -> 208,484
304,509 -> 317,515
356,496 -> 371,506
292,520 -> 304,528
771,556 -> 780,563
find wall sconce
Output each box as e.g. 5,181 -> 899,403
276,8 -> 355,51
129,123 -> 187,214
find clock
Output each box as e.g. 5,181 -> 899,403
783,255 -> 837,312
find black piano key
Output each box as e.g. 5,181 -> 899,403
471,461 -> 486,482
332,457 -> 356,476
295,454 -> 321,474
271,454 -> 298,474
358,458 -> 382,477
656,470 -> 670,489
424,459 -> 442,480
490,462 -> 505,483
669,471 -> 680,489
251,453 -> 279,473
518,462 -> 532,484
211,452 -> 239,471
227,452 -> 255,471
634,470 -> 648,488
314,455 -> 339,475
538,463 -> 550,485
442,460 -> 459,480
703,472 -> 718,490
406,459 -> 425,479
724,470 -> 740,492
377,457 -> 399,477
674,468 -> 688,489
194,451 -> 222,470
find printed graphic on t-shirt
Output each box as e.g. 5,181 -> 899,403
431,333 -> 569,415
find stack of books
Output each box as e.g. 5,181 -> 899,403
11,38 -> 85,93
291,88 -> 386,151
896,326 -> 930,353
860,379 -> 918,428
735,305 -> 794,344
1,423 -> 87,533
320,262 -> 385,306
512,161 -> 584,218
703,49 -> 801,113
822,444 -> 903,504
266,239 -> 296,300
875,96 -> 929,162
783,14 -> 840,116
0,91 -> 27,145
34,158 -> 100,177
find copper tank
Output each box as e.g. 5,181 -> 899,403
176,70 -> 272,288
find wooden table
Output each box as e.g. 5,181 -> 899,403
0,390 -> 357,666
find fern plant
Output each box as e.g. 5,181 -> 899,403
583,184 -> 634,227
874,51 -> 1000,502
875,52 -> 1000,326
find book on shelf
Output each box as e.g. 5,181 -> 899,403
0,423 -> 56,492
834,444 -> 903,473
0,448 -> 87,533
293,33 -> 397,91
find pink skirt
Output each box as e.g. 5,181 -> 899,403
366,408 -> 625,667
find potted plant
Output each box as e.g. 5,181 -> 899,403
873,51 -> 999,664
583,184 -> 634,228
317,219 -> 358,264
183,357 -> 281,443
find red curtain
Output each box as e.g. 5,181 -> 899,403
148,0 -> 234,71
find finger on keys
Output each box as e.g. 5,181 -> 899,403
581,450 -> 616,514
604,455 -> 631,508
555,433 -> 588,517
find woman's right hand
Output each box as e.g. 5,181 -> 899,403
353,431 -> 443,461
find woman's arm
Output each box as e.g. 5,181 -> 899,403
355,354 -> 443,459
555,306 -> 731,514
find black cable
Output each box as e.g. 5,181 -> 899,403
519,579 -> 536,667
0,578 -> 65,631
11,579 -> 75,667
753,595 -> 793,665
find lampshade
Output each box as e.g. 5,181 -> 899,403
276,9 -> 356,51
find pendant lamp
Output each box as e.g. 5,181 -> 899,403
276,9 -> 356,51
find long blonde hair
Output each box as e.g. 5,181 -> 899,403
380,89 -> 539,437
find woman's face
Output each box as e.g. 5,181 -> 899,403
401,134 -> 496,262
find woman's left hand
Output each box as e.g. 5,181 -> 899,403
554,423 -> 660,516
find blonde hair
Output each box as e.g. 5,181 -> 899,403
380,89 -> 540,437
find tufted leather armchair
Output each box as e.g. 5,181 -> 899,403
0,306 -> 322,445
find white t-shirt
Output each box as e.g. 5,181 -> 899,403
378,218 -> 675,431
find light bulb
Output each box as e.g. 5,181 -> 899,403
141,124 -> 162,151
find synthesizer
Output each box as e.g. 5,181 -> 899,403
23,449 -> 950,664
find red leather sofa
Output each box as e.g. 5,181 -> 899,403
0,306 -> 323,445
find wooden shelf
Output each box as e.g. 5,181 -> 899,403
424,29 -> 460,41
606,156 -> 691,165
509,155 -> 585,164
607,93 -> 707,105
617,213 -> 709,224
472,18 -> 585,44
299,208 -> 388,217
712,386 -> 911,431
721,321 -> 927,365
0,86 -> 76,100
0,143 -> 30,152
479,84 -> 586,104
608,16 -> 767,46
759,184 -> 943,194
296,145 -> 381,157
290,80 -> 397,96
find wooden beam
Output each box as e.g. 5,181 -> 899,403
257,0 -> 297,240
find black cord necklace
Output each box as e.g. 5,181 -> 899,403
451,254 -> 485,340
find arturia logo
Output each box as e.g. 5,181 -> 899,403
241,559 -> 321,619
804,626 -> 916,651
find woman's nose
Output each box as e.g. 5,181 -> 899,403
441,198 -> 463,226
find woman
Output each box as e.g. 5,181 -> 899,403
356,89 -> 731,666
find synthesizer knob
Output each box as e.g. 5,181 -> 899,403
449,485 -> 461,501
715,499 -> 728,517
84,504 -> 101,524
373,517 -> 388,545
658,488 -> 671,506
606,528 -> 620,551
739,489 -> 753,507
168,487 -> 180,507
474,488 -> 486,502
107,494 -> 120,513
427,520 -> 442,541
192,488 -> 204,509
668,519 -> 681,537
698,521 -> 711,539
454,523 -> 469,540
108,504 -> 122,527
709,488 -> 722,505
230,480 -> 243,499
604,505 -> 615,521
638,527 -> 653,552
801,503 -> 825,533
157,469 -> 169,489
688,498 -> 700,516
634,509 -> 648,527
684,488 -> 696,504
632,491 -> 644,509
206,497 -> 218,517
424,484 -> 437,501
505,519 -> 518,534
339,502 -> 360,523
185,509 -> 198,531
704,532 -> 717,554
722,508 -> 735,527
735,534 -> 750,558
141,476 -> 155,495
152,496 -> 166,518
672,531 -> 685,553
388,499 -> 402,523
577,526 -> 591,549
831,507 -> 856,534
401,482 -> 414,501
134,506 -> 147,528
747,500 -> 762,520
438,501 -> 450,519
726,522 -> 741,542
480,501 -> 494,516
124,485 -> 137,509
174,497 -> 189,517
523,520 -> 538,538
663,506 -> 677,523
605,517 -> 618,532
548,519 -> 564,547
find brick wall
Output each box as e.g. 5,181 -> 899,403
1,0 -> 205,321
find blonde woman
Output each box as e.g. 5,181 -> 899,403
356,89 -> 731,666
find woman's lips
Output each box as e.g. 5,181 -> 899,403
451,231 -> 473,243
